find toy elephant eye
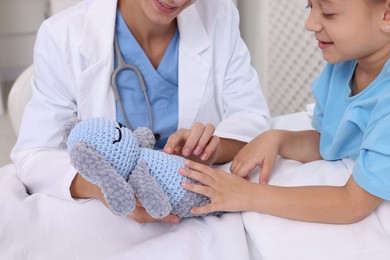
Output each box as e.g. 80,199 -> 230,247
118,122 -> 126,128
113,127 -> 122,144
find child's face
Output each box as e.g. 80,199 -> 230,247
305,0 -> 390,64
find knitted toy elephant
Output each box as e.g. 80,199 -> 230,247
63,118 -> 220,219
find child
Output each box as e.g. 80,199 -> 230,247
179,0 -> 390,224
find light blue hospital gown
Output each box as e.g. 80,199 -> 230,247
114,10 -> 179,149
311,58 -> 390,200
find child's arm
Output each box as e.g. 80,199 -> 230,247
180,161 -> 383,224
231,129 -> 322,184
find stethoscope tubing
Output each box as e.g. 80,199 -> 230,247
111,35 -> 154,132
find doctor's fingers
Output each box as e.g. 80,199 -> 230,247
198,135 -> 219,163
127,204 -> 179,224
163,128 -> 189,154
182,123 -> 216,157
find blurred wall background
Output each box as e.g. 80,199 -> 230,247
0,0 -> 237,85
0,0 -> 48,83
0,0 -> 238,114
0,0 -> 323,117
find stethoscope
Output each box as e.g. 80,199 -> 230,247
111,34 -> 158,140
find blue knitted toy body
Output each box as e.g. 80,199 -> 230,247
139,149 -> 187,206
64,118 -> 216,218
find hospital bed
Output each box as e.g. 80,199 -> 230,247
3,72 -> 390,260
2,106 -> 390,260
2,0 -> 390,259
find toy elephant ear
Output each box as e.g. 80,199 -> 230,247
62,118 -> 81,143
133,127 -> 156,149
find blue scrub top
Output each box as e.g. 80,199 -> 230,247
114,10 -> 179,149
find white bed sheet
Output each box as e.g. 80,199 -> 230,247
1,111 -> 389,259
243,111 -> 390,260
0,163 -> 250,260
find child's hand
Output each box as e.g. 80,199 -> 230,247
179,160 -> 254,214
164,122 -> 219,165
230,130 -> 282,184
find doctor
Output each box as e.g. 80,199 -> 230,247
11,0 -> 270,223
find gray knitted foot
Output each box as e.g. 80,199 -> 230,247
172,191 -> 224,218
70,142 -> 136,216
128,159 -> 171,219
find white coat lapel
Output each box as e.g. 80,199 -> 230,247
177,6 -> 211,129
77,1 -> 212,127
78,0 -> 117,120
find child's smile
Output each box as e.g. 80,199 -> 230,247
317,39 -> 334,50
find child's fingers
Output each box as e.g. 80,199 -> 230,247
190,204 -> 214,215
180,167 -> 215,187
181,180 -> 214,198
258,159 -> 274,184
229,158 -> 242,173
184,159 -> 213,175
259,169 -> 270,184
180,175 -> 216,215
230,160 -> 257,178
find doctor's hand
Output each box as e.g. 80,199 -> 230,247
164,122 -> 220,166
127,200 -> 180,224
70,174 -> 180,224
98,188 -> 180,224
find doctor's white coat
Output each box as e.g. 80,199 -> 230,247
12,0 -> 270,200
